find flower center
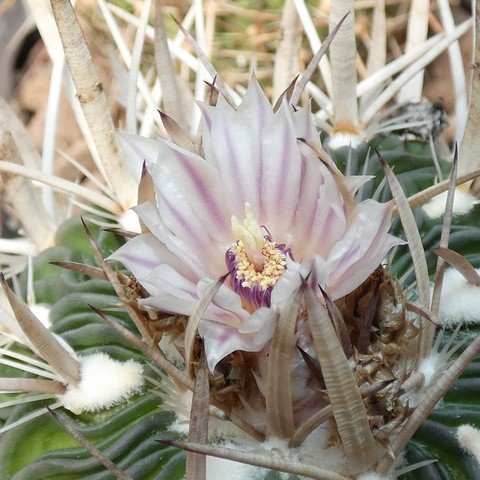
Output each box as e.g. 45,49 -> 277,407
226,203 -> 288,309
233,239 -> 286,290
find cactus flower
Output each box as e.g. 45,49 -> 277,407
111,80 -> 399,371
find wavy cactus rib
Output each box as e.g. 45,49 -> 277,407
0,274 -> 81,387
47,407 -> 134,480
377,335 -> 480,475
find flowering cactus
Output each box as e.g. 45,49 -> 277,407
0,0 -> 480,479
111,82 -> 400,373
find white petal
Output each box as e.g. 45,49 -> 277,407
200,308 -> 278,371
237,76 -> 274,133
270,257 -> 308,310
116,132 -> 159,183
134,202 -> 209,279
237,307 -> 277,337
309,201 -> 347,259
152,171 -> 227,275
291,148 -> 328,255
292,144 -> 348,260
310,255 -> 329,289
260,102 -> 302,238
108,233 -> 195,282
291,101 -> 319,143
140,295 -> 195,316
326,201 -> 399,299
209,95 -> 262,218
197,280 -> 247,322
148,139 -> 231,240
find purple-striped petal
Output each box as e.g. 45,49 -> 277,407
291,101 -> 318,143
140,271 -> 246,329
326,200 -> 399,299
200,308 -> 278,371
237,75 -> 274,133
291,148 -> 327,255
329,233 -> 402,300
108,233 -> 195,282
147,138 -> 231,241
111,79 -> 401,369
150,170 -> 227,276
260,102 -> 302,240
134,202 -> 209,279
196,280 -> 248,325
116,132 -> 159,183
209,95 -> 262,218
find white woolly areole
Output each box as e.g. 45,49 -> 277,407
436,268 -> 480,325
327,132 -> 363,150
60,353 -> 144,414
457,425 -> 480,463
418,353 -> 442,388
118,209 -> 142,233
422,190 -> 476,219
204,434 -> 346,480
169,402 -> 348,479
29,304 -> 51,328
205,441 -> 266,480
356,473 -> 392,480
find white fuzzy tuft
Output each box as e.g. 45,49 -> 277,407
118,209 -> 141,233
457,425 -> 480,463
418,353 -> 442,388
326,133 -> 363,150
204,435 -> 345,480
168,407 -> 348,479
422,190 -> 476,219
206,441 -> 266,480
356,473 -> 392,480
61,353 -> 143,414
437,268 -> 480,325
29,304 -> 51,328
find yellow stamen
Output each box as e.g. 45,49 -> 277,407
234,241 -> 286,291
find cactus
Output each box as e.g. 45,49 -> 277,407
0,1 -> 479,479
